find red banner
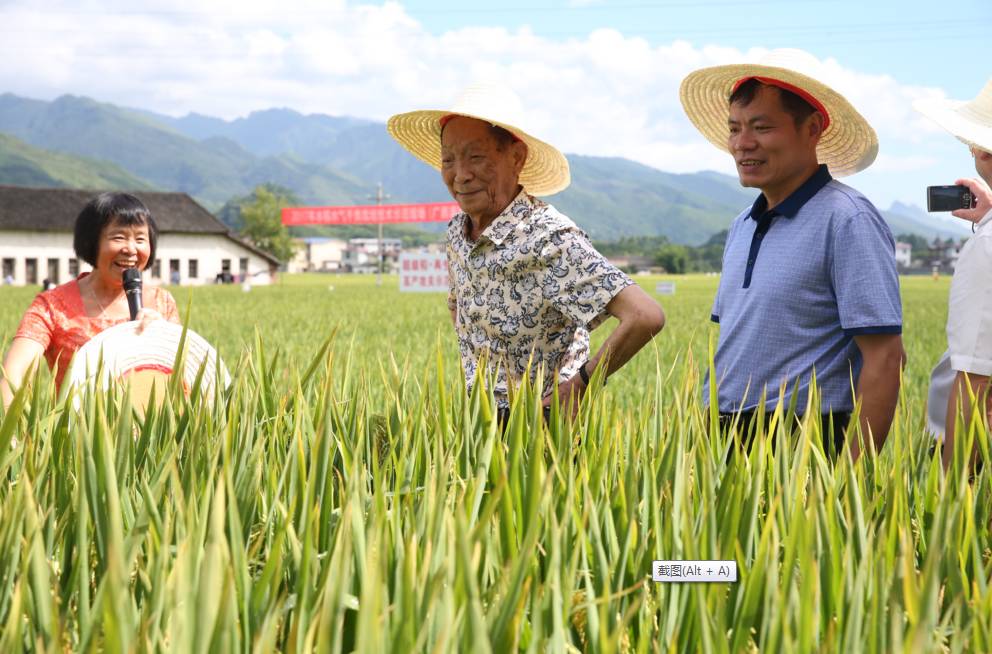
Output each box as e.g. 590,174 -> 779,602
281,202 -> 461,226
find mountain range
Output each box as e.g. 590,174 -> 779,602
0,92 -> 969,244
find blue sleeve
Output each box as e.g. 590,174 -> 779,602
830,210 -> 902,335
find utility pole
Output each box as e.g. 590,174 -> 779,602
370,182 -> 390,286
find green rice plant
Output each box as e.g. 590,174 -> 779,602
0,274 -> 989,652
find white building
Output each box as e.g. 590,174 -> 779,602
894,241 -> 912,268
343,238 -> 402,274
288,237 -> 347,273
0,186 -> 280,287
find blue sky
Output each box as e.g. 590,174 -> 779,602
404,0 -> 988,96
0,0 -> 989,213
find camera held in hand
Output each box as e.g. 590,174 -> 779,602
927,185 -> 977,212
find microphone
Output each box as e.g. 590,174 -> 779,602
122,268 -> 143,321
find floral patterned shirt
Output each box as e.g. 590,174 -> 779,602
446,191 -> 633,407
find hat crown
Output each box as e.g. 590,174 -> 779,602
752,48 -> 825,79
448,82 -> 530,134
678,48 -> 878,176
960,79 -> 992,124
386,81 -> 571,195
913,77 -> 992,154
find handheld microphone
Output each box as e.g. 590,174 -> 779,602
122,268 -> 143,321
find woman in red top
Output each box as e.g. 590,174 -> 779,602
1,192 -> 181,407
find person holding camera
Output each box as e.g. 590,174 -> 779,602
916,79 -> 992,469
679,50 -> 905,460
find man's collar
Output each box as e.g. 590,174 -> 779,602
748,164 -> 832,221
977,206 -> 992,232
475,188 -> 531,245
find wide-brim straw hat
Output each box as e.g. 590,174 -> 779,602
679,49 -> 878,177
387,83 -> 571,196
64,320 -> 230,406
914,79 -> 992,154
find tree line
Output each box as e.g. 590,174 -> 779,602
592,232 -> 728,274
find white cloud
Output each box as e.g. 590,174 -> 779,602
871,153 -> 939,173
0,0 -> 961,203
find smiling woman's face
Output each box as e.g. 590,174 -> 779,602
440,116 -> 526,228
93,218 -> 151,286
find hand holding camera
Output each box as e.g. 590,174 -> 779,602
927,184 -> 976,212
949,178 -> 992,224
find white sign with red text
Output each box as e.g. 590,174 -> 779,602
399,252 -> 449,293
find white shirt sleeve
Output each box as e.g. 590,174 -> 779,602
947,231 -> 992,375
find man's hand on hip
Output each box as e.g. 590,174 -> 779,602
543,370 -> 587,419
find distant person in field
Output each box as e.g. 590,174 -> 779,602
387,83 -> 665,418
1,192 -> 180,409
679,50 -> 904,459
916,79 -> 992,469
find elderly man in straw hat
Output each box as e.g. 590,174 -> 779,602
680,50 -> 905,459
916,79 -> 992,469
387,83 -> 665,418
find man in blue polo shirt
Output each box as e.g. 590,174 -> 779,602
680,50 -> 905,459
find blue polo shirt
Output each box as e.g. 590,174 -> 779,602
705,164 -> 902,413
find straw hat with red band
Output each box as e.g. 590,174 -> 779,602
64,320 -> 230,411
913,78 -> 992,154
387,82 -> 571,196
679,49 -> 879,177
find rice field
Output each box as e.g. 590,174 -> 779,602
1,273 -> 989,653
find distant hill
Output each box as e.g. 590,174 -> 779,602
551,155 -> 753,242
146,107 -> 376,158
145,104 -> 756,243
883,201 -> 969,240
0,93 -> 374,210
0,91 -> 967,244
0,132 -> 154,191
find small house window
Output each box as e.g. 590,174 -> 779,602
25,258 -> 38,285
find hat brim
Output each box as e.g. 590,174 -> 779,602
387,110 -> 571,196
65,320 -> 229,401
914,97 -> 992,154
680,63 -> 878,177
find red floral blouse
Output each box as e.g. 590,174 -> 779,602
14,273 -> 181,389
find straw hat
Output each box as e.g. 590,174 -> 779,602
679,49 -> 878,177
387,82 -> 571,196
914,79 -> 992,154
64,320 -> 230,410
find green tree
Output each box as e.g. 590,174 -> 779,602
895,232 -> 930,261
240,185 -> 299,263
217,183 -> 297,231
687,229 -> 727,272
654,243 -> 689,274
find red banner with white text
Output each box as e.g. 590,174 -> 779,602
281,202 -> 460,226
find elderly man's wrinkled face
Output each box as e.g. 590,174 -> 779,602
441,116 -> 527,229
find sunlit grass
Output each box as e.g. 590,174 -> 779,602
1,273 -> 989,652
